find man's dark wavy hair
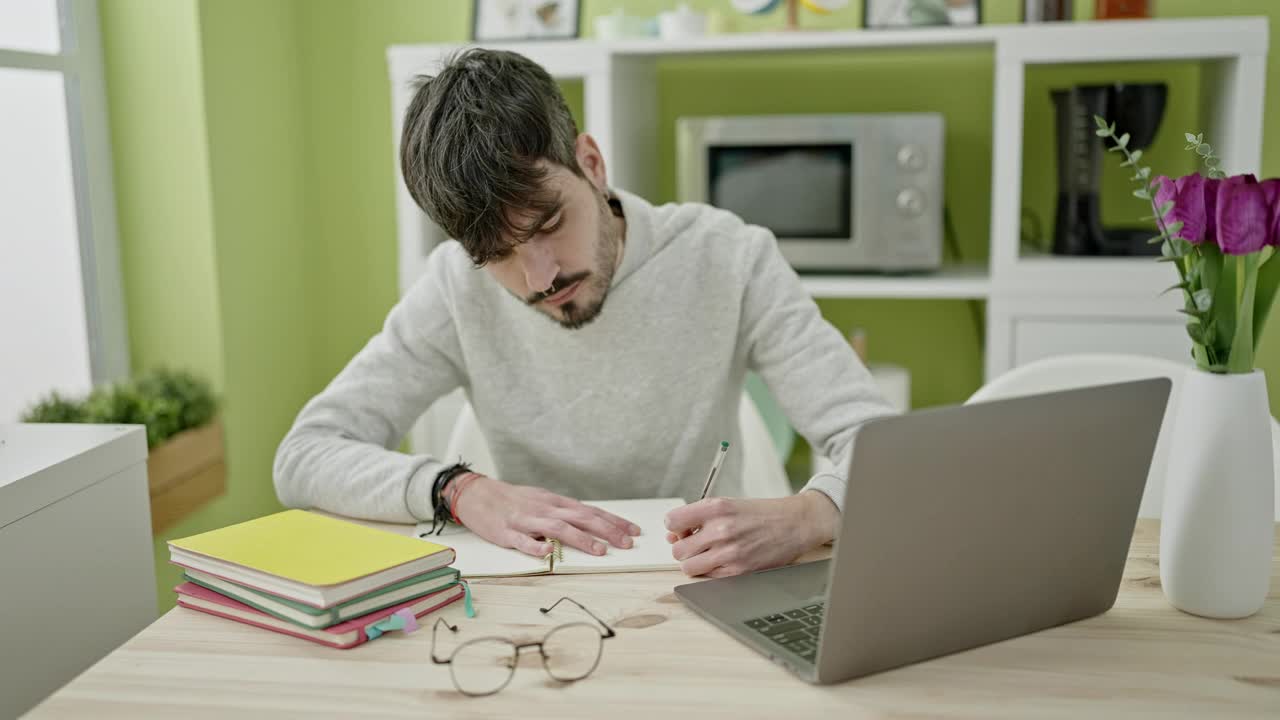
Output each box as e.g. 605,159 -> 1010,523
399,48 -> 583,266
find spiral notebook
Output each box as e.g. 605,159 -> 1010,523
416,498 -> 684,578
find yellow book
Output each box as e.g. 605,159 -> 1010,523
169,510 -> 455,609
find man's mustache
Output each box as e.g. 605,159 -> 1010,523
527,271 -> 590,305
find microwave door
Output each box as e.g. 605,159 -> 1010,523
709,143 -> 855,271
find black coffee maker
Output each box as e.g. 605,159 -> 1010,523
1051,83 -> 1168,256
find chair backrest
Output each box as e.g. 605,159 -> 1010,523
444,391 -> 794,500
967,353 -> 1280,520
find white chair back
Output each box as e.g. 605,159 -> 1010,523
967,353 -> 1280,520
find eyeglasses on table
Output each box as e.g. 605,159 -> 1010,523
430,596 -> 616,697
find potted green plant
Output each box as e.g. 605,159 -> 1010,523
22,368 -> 224,533
1097,117 -> 1279,619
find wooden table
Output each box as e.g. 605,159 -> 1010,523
29,520 -> 1280,719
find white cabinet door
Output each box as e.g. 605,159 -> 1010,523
1012,316 -> 1189,367
987,295 -> 1188,381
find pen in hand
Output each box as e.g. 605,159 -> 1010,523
699,440 -> 730,500
669,441 -> 731,545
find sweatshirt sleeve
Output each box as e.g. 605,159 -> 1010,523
272,249 -> 468,523
737,227 -> 899,512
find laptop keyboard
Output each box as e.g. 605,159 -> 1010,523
743,602 -> 824,663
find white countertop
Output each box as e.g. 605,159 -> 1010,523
0,423 -> 147,525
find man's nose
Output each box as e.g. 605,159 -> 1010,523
519,241 -> 559,294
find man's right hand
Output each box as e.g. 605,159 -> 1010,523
448,474 -> 642,557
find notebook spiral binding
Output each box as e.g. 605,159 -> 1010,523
544,538 -> 564,571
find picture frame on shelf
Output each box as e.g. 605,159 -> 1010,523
864,0 -> 981,29
472,0 -> 581,42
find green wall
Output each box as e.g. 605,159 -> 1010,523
102,0 -> 1280,612
102,0 -> 311,612
102,0 -> 224,390
297,1 -> 467,384
192,0 -> 313,602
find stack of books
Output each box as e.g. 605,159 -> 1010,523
167,509 -> 466,649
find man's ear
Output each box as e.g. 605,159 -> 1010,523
575,133 -> 609,192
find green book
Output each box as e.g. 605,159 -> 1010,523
183,566 -> 460,629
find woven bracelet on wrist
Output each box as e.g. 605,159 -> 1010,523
447,473 -> 480,524
424,461 -> 472,537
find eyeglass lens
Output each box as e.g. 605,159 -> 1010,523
450,638 -> 518,696
541,623 -> 603,681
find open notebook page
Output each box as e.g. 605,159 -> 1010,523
553,498 -> 683,573
420,524 -> 549,578
415,498 -> 684,578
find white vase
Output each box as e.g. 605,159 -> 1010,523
1159,368 -> 1274,618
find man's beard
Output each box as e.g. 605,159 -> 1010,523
532,194 -> 620,330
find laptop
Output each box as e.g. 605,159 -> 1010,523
674,378 -> 1171,685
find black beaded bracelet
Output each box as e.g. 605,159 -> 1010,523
423,461 -> 472,537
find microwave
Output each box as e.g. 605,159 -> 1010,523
676,113 -> 945,273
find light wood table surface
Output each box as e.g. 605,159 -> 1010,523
28,519 -> 1280,719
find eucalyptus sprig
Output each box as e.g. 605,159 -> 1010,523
1093,115 -> 1219,369
1093,117 -> 1192,285
1184,132 -> 1227,180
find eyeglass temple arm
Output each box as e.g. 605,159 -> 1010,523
430,617 -> 459,664
539,596 -> 616,639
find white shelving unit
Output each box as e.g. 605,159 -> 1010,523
387,17 -> 1268,388
800,264 -> 990,299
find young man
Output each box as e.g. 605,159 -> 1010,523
274,48 -> 896,579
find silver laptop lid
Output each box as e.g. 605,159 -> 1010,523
815,378 -> 1170,683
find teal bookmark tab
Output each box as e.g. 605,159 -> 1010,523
462,580 -> 476,618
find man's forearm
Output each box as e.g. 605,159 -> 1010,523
274,426 -> 444,523
795,489 -> 840,547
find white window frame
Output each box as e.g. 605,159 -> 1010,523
0,0 -> 128,386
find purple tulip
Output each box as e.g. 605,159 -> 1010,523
1262,178 -> 1280,247
1164,174 -> 1209,244
1216,174 -> 1269,255
1203,175 -> 1221,241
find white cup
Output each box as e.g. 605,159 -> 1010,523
658,3 -> 707,40
595,8 -> 656,40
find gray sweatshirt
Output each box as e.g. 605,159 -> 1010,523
274,189 -> 897,524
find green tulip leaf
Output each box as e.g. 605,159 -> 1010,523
1229,254 -> 1259,372
1254,249 -> 1280,351
1201,242 -> 1235,365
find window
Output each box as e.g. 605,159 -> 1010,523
0,0 -> 127,420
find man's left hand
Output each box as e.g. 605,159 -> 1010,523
664,491 -> 838,578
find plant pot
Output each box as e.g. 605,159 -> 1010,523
1159,369 -> 1274,618
147,418 -> 226,533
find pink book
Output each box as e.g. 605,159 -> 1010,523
175,581 -> 463,649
